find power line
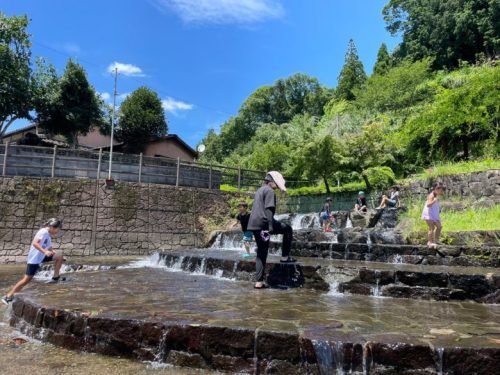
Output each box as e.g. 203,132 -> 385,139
31,39 -> 236,118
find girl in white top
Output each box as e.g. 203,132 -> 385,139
2,218 -> 64,305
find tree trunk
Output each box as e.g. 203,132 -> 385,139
462,137 -> 469,160
323,177 -> 331,194
362,173 -> 371,192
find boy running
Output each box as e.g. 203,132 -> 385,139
236,202 -> 253,258
2,218 -> 65,305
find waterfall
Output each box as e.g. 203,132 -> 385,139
436,347 -> 444,375
362,342 -> 373,375
345,217 -> 353,228
154,329 -> 170,363
372,270 -> 381,297
312,340 -> 334,375
392,254 -> 403,264
312,340 -> 345,375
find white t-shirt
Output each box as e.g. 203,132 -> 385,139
27,228 -> 52,264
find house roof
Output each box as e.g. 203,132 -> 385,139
99,134 -> 197,157
3,124 -> 38,137
151,135 -> 197,157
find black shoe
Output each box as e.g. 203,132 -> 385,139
280,257 -> 297,263
47,276 -> 66,284
1,296 -> 13,305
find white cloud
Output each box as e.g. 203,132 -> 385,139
107,62 -> 145,77
151,0 -> 284,25
118,93 -> 130,101
98,92 -> 111,101
162,97 -> 194,114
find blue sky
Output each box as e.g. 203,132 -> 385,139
4,0 -> 400,147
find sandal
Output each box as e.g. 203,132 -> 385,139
254,284 -> 269,289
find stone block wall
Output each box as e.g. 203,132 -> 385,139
403,169 -> 500,202
0,177 -> 242,263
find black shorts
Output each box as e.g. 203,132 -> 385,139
26,255 -> 54,276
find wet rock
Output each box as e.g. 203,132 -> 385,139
166,350 -> 208,369
369,229 -> 405,245
369,342 -> 435,370
435,246 -> 462,257
211,354 -> 254,373
266,264 -> 305,289
395,271 -> 448,287
448,274 -> 492,299
350,210 -> 372,228
445,347 -> 500,375
358,268 -> 394,285
341,282 -> 373,295
373,208 -> 405,229
337,228 -> 368,244
257,332 -> 300,363
164,325 -> 255,359
380,285 -> 467,301
260,359 -> 306,374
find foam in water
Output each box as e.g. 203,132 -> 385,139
392,254 -> 403,264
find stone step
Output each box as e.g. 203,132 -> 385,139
36,251 -> 500,303
158,250 -> 500,303
270,241 -> 500,268
9,277 -> 500,375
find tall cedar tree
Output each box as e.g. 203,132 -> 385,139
117,87 -> 168,153
383,0 -> 500,69
373,43 -> 391,75
335,39 -> 367,101
37,60 -> 103,145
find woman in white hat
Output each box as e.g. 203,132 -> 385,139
247,171 -> 296,289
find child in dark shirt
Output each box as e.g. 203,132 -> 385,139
355,191 -> 368,212
236,202 -> 252,258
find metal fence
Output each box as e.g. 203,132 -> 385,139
276,191 -> 385,214
0,143 -> 312,191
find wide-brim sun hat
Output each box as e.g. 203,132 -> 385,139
266,171 -> 287,192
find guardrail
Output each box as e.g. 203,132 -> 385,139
0,143 -> 313,191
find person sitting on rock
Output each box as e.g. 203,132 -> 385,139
248,171 -> 296,289
377,186 -> 400,209
319,197 -> 334,232
2,218 -> 65,305
354,191 -> 368,212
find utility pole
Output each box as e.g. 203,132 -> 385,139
336,114 -> 340,187
107,67 -> 118,182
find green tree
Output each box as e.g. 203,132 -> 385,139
335,39 -> 367,101
37,59 -> 103,145
373,43 -> 391,75
199,73 -> 332,163
406,64 -> 499,162
117,86 -> 168,153
355,58 -> 434,114
344,122 -> 395,190
298,135 -> 344,193
0,13 -> 32,139
383,0 -> 500,69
